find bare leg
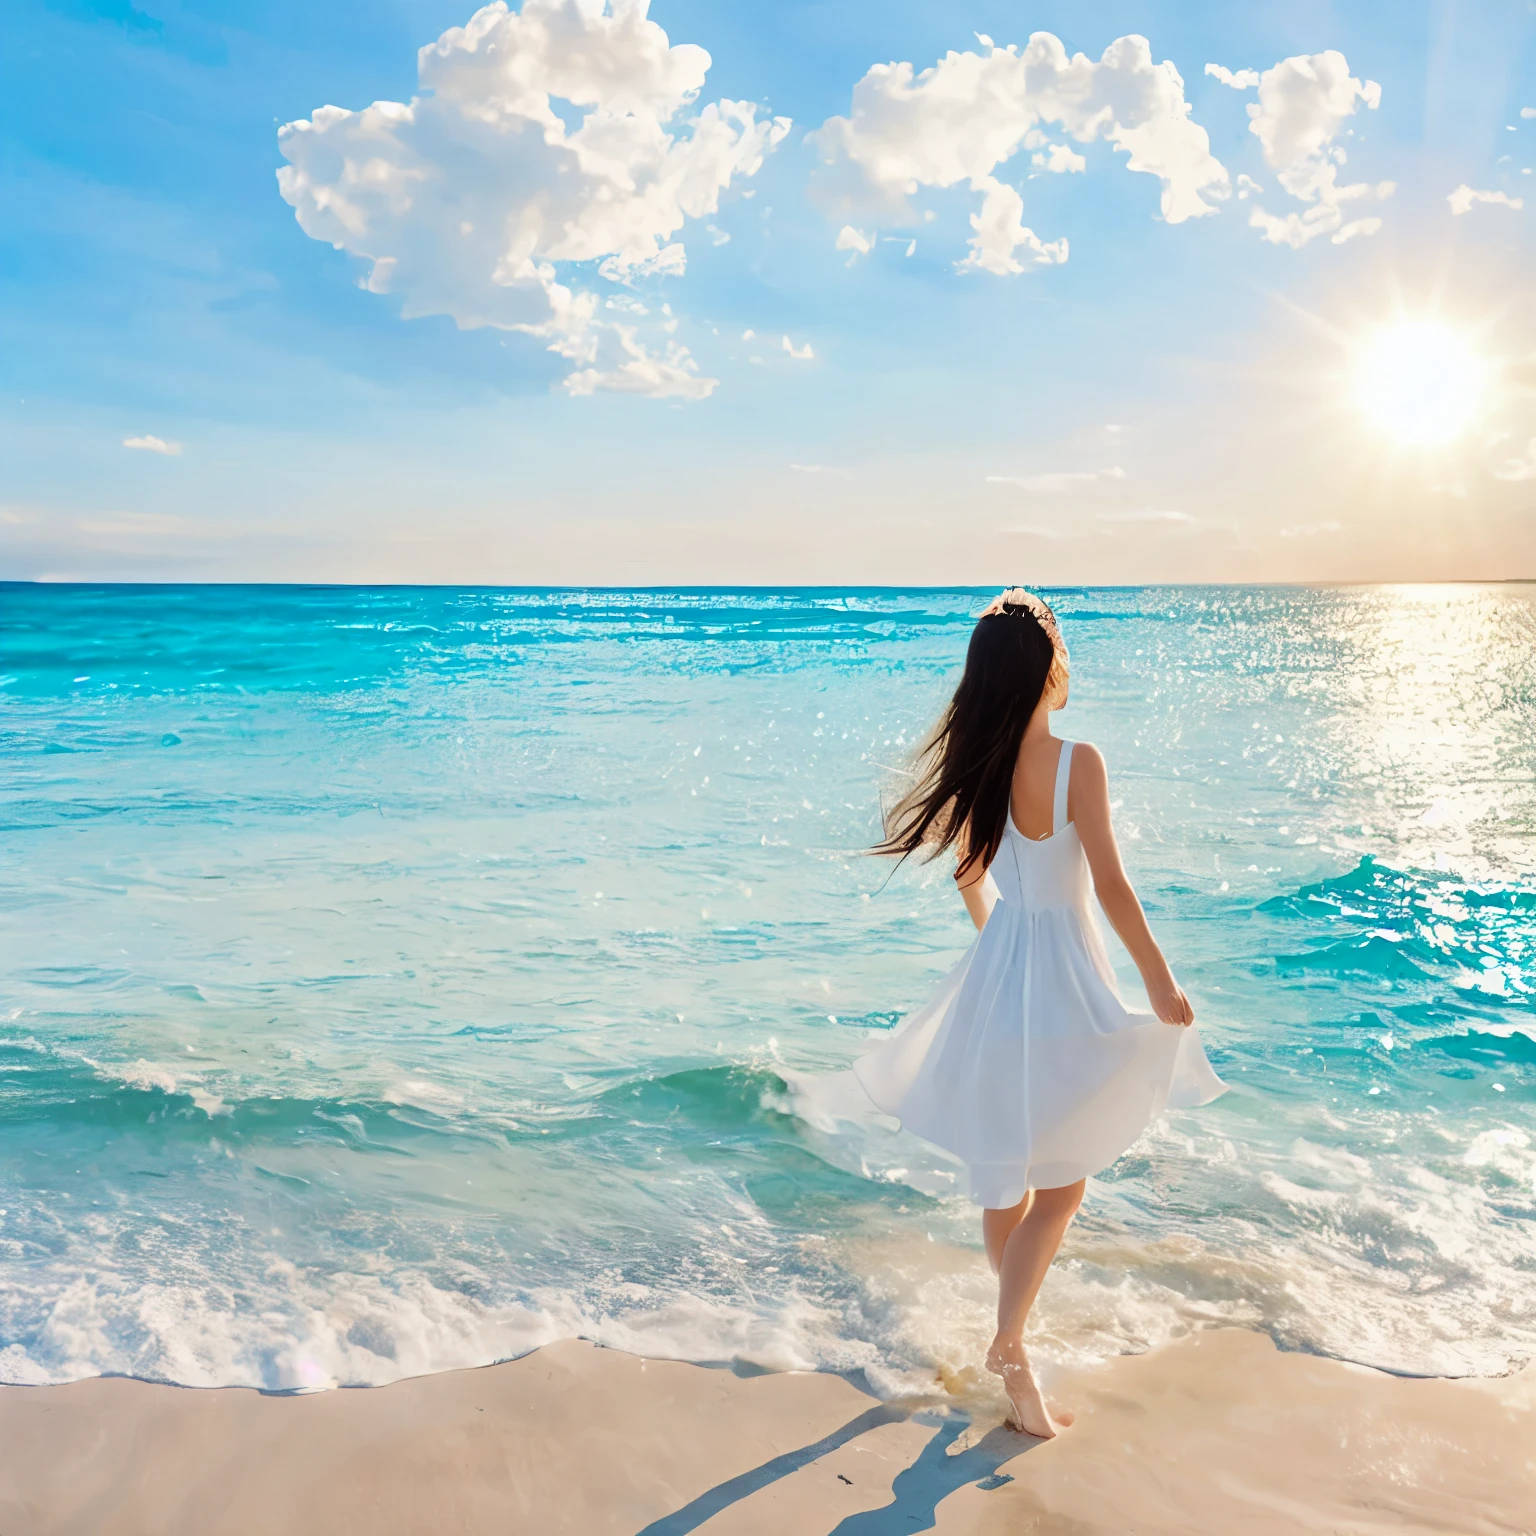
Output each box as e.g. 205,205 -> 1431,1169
983,1179 -> 1085,1438
981,1194 -> 1029,1275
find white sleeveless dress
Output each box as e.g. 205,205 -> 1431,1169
854,741 -> 1225,1208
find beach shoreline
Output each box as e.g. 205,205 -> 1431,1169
1,1325 -> 1531,1535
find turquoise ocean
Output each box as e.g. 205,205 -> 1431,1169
1,584 -> 1532,1392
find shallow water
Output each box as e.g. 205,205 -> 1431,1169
1,583 -> 1532,1390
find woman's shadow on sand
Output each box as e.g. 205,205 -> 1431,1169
633,1402 -> 1036,1536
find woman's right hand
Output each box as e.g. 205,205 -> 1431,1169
1144,969 -> 1194,1026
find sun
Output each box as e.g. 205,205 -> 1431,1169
1353,320 -> 1489,448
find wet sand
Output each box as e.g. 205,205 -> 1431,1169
0,1327 -> 1531,1535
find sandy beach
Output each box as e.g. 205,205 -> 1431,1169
1,1326 -> 1530,1535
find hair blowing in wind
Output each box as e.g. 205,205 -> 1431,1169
873,592 -> 1065,881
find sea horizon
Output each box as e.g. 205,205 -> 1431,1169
6,579 -> 1536,590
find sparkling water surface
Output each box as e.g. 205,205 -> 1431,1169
1,583 -> 1533,1390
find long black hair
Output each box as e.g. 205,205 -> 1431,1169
874,594 -> 1064,880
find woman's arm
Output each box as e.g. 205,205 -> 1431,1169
955,847 -> 995,932
1070,744 -> 1193,1025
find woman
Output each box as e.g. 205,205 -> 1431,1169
855,588 -> 1224,1437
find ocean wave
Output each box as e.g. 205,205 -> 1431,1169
1425,1029 -> 1536,1066
0,1258 -> 871,1391
1260,856 -> 1535,1006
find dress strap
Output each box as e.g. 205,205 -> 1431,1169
1053,740 -> 1074,834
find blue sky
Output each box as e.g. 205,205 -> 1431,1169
2,0 -> 1533,583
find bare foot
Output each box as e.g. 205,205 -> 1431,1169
985,1336 -> 1064,1439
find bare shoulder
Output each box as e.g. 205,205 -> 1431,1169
1067,741 -> 1110,810
1067,740 -> 1108,782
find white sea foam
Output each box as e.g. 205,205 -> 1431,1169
0,1260 -> 879,1392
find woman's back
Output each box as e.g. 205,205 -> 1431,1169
1009,734 -> 1071,842
990,741 -> 1090,914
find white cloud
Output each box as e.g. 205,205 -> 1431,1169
961,182 -> 1068,274
1278,519 -> 1343,538
1236,172 -> 1263,198
564,326 -> 711,397
1329,217 -> 1383,243
810,33 -> 1229,276
1244,52 -> 1394,247
1205,63 -> 1260,90
1032,143 -> 1086,174
835,225 -> 873,264
276,0 -> 790,400
1000,524 -> 1071,539
122,435 -> 182,456
988,467 -> 1126,492
1447,184 -> 1524,215
1523,108 -> 1536,119
781,335 -> 815,360
1099,507 -> 1194,523
1493,439 -> 1536,482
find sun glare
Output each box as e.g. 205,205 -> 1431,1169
1353,320 -> 1488,448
